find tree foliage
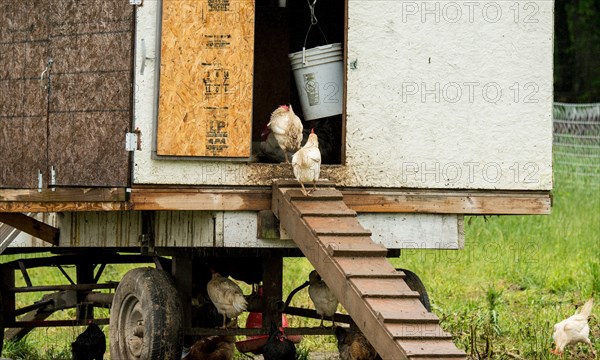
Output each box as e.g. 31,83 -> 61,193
554,0 -> 600,102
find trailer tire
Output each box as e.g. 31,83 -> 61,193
110,267 -> 183,360
397,268 -> 431,311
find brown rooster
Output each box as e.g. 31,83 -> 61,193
206,271 -> 248,328
292,129 -> 321,196
335,326 -> 382,360
183,334 -> 235,360
267,104 -> 303,163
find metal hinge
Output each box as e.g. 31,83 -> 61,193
125,129 -> 141,151
129,0 -> 142,5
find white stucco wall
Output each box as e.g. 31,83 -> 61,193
345,0 -> 553,190
132,0 -> 553,190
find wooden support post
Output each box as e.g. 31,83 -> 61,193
76,262 -> 95,322
262,256 -> 283,330
172,254 -> 193,335
0,265 -> 15,327
140,211 -> 156,255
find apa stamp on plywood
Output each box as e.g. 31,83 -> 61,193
208,0 -> 230,11
202,68 -> 231,97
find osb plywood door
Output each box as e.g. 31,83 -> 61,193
47,0 -> 133,186
157,0 -> 254,158
0,1 -> 49,188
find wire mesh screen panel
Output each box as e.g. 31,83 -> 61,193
553,102 -> 600,185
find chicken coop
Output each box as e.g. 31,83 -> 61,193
0,0 -> 553,359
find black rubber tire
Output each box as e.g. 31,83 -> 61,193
110,267 -> 183,360
396,268 -> 432,311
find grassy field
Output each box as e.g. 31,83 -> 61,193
1,169 -> 599,359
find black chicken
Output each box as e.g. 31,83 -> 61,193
71,322 -> 106,360
335,326 -> 381,360
262,321 -> 296,360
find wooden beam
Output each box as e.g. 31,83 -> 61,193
0,202 -> 130,212
342,189 -> 552,215
0,186 -> 552,215
130,188 -> 271,211
0,213 -> 59,246
0,188 -> 126,202
130,186 -> 551,214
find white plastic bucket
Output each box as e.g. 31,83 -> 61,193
288,43 -> 343,120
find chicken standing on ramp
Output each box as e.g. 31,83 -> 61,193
292,129 -> 321,196
207,271 -> 248,328
551,298 -> 596,356
267,104 -> 303,163
308,270 -> 338,327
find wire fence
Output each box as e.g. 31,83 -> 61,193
553,102 -> 600,186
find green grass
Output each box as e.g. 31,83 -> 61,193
389,169 -> 600,359
1,170 -> 599,359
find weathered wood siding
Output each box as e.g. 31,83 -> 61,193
48,0 -> 133,186
58,211 -> 141,247
156,0 -> 254,158
0,0 -> 49,188
0,0 -> 133,188
58,210 -> 461,249
154,211 -> 216,247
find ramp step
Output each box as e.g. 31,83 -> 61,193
397,339 -> 467,358
367,298 -> 432,315
304,216 -> 372,236
293,200 -> 357,217
377,310 -> 440,324
336,257 -> 399,278
285,189 -> 343,201
320,236 -> 379,247
361,290 -> 421,299
388,323 -> 453,340
350,277 -> 413,293
327,243 -> 388,257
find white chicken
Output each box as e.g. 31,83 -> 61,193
206,271 -> 248,328
308,270 -> 338,327
551,298 -> 595,356
292,129 -> 321,196
267,104 -> 303,163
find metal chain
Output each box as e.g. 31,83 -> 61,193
303,0 -> 328,55
307,0 -> 318,25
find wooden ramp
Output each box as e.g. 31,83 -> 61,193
272,180 -> 466,360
